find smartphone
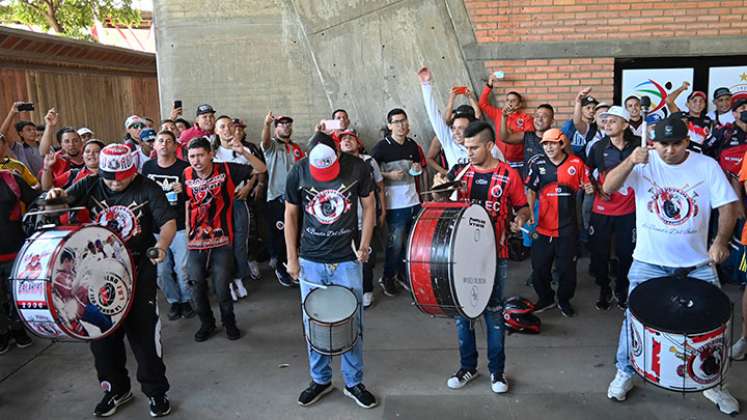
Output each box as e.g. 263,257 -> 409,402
17,102 -> 34,112
173,100 -> 182,109
453,86 -> 468,95
493,71 -> 505,79
324,119 -> 342,130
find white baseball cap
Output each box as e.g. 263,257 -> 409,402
600,105 -> 630,122
77,127 -> 94,136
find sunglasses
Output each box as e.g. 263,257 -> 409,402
129,123 -> 145,129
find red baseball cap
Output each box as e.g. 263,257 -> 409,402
309,142 -> 340,182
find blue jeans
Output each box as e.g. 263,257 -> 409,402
383,205 -> 420,279
232,200 -> 250,279
155,230 -> 191,304
299,258 -> 364,387
615,260 -> 719,374
455,259 -> 508,375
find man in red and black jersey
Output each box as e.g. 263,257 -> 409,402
41,139 -> 103,190
523,129 -> 591,317
499,103 -> 555,177
433,121 -> 529,394
182,137 -> 265,343
39,109 -> 84,178
714,98 -> 747,201
586,106 -> 639,311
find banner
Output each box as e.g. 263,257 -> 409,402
707,66 -> 747,113
621,68 -> 694,121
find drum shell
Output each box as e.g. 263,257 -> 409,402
302,285 -> 359,356
10,225 -> 135,342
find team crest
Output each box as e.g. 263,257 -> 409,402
96,206 -> 139,241
568,166 -> 577,176
647,184 -> 700,226
305,189 -> 352,225
490,184 -> 504,198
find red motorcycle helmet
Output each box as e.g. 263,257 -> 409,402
504,296 -> 536,313
504,310 -> 541,334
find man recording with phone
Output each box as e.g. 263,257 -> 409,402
0,101 -> 43,174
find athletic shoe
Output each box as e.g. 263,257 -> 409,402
298,381 -> 333,407
0,332 -> 10,355
234,278 -> 248,299
595,287 -> 612,311
703,387 -> 740,415
362,292 -> 374,309
181,302 -> 196,319
225,322 -> 241,341
229,283 -> 239,302
93,390 -> 133,417
148,395 -> 171,417
343,383 -> 377,409
615,294 -> 628,310
490,373 -> 509,394
378,277 -> 399,297
533,298 -> 556,313
248,260 -> 261,281
167,303 -> 182,321
12,329 -> 32,348
276,269 -> 295,288
447,368 -> 479,389
559,301 -> 575,318
194,323 -> 216,342
731,337 -> 747,360
607,370 -> 634,401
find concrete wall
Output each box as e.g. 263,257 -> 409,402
154,0 -> 476,148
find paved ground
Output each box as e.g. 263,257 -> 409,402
1,256 -> 745,419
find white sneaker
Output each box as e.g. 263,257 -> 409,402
234,278 -> 248,298
731,337 -> 747,361
490,373 -> 509,394
362,292 -> 374,309
447,368 -> 479,389
703,387 -> 740,416
229,283 -> 238,302
607,370 -> 634,401
248,260 -> 261,280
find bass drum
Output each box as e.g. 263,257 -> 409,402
406,202 -> 496,319
11,225 -> 135,341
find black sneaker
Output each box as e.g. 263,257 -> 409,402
298,381 -> 334,407
343,383 -> 377,409
276,269 -> 295,288
533,297 -> 556,313
615,295 -> 628,310
181,302 -> 196,319
447,368 -> 479,389
12,329 -> 32,348
0,332 -> 10,355
167,303 -> 181,321
194,323 -> 216,342
559,301 -> 575,318
595,287 -> 612,311
225,323 -> 240,341
148,395 -> 171,417
378,277 -> 399,297
93,390 -> 133,417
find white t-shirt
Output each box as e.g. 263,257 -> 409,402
707,110 -> 735,127
214,145 -> 253,192
622,150 -> 737,267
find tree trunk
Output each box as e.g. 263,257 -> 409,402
43,1 -> 64,33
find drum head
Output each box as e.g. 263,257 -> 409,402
629,276 -> 731,335
303,285 -> 358,323
450,205 -> 496,319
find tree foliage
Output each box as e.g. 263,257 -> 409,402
0,0 -> 141,40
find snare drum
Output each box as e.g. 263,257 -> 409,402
628,276 -> 731,392
11,225 -> 134,341
406,202 -> 496,319
302,285 -> 360,356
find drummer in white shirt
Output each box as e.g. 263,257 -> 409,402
602,116 -> 739,415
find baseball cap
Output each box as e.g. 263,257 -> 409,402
308,136 -> 340,182
600,105 -> 630,122
540,128 -> 567,144
99,144 -> 138,181
687,91 -> 707,101
581,96 -> 599,107
124,115 -> 144,129
653,117 -> 688,143
452,105 -> 476,121
732,97 -> 747,111
77,127 -> 94,136
713,87 -> 732,100
196,104 -> 215,116
233,118 -> 247,128
594,102 -> 610,111
274,115 -> 294,126
140,128 -> 157,142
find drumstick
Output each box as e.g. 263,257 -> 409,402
449,164 -> 472,201
283,263 -> 328,289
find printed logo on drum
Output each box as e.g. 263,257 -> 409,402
88,272 -> 130,316
687,342 -> 724,385
631,327 -> 643,358
646,183 -> 701,226
304,188 -> 352,225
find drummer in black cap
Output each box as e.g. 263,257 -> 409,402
602,116 -> 739,415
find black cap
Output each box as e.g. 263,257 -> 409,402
732,98 -> 747,111
713,87 -> 732,100
452,104 -> 476,121
581,96 -> 599,107
653,117 -> 689,143
196,104 -> 215,116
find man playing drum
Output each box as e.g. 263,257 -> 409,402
284,133 -> 377,409
48,144 -> 177,417
602,116 -> 739,415
432,120 -> 530,393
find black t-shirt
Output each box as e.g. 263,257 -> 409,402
66,175 -> 177,256
0,173 -> 40,261
286,153 -> 373,263
522,131 -> 543,177
142,158 -> 190,230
